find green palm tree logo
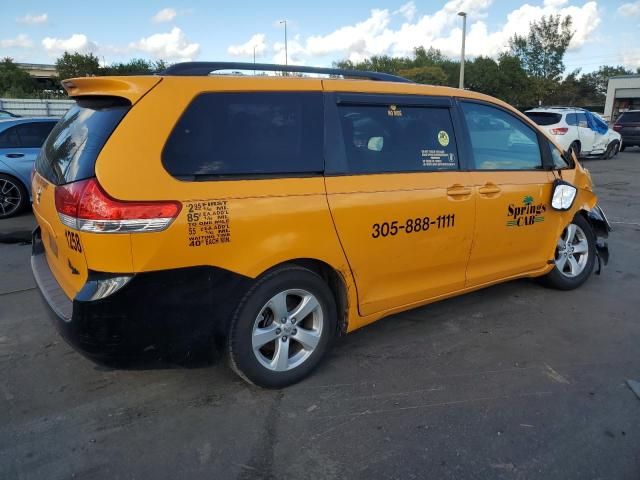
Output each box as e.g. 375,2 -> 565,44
523,195 -> 534,205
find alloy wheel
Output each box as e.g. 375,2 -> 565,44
0,178 -> 22,217
555,223 -> 589,278
251,289 -> 324,372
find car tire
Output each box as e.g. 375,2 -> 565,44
227,265 -> 337,388
602,141 -> 617,160
569,141 -> 581,159
540,214 -> 596,290
0,174 -> 28,219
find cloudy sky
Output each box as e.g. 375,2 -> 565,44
1,0 -> 639,73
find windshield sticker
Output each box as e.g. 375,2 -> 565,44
437,130 -> 450,147
506,195 -> 546,227
387,105 -> 403,117
186,200 -> 231,247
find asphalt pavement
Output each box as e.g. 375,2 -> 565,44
1,151 -> 639,479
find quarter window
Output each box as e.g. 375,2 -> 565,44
16,122 -> 56,148
162,92 -> 324,178
461,102 -> 542,170
0,126 -> 20,148
336,104 -> 458,174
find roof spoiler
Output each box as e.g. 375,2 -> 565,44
61,76 -> 162,103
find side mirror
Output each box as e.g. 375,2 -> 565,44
551,179 -> 577,211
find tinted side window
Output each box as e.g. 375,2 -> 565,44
0,126 -> 20,148
16,122 -> 56,148
461,102 -> 542,170
337,104 -> 458,174
163,92 -> 323,178
566,113 -> 578,126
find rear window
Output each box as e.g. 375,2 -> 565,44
524,112 -> 562,126
35,97 -> 130,185
618,111 -> 640,123
162,92 -> 324,179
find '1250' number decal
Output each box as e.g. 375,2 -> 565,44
372,214 -> 455,238
64,230 -> 83,253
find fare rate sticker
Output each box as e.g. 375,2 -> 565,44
186,200 -> 231,247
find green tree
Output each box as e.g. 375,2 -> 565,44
397,65 -> 448,85
495,54 -> 535,107
0,57 -> 38,97
509,15 -> 574,102
580,65 -> 634,102
55,52 -> 101,79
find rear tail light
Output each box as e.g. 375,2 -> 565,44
550,127 -> 568,135
613,124 -> 622,131
54,178 -> 181,234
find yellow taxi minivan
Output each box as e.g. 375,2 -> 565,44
31,62 -> 611,388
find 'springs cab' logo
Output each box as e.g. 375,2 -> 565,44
506,195 -> 546,227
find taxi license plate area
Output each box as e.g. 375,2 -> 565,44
43,228 -> 59,258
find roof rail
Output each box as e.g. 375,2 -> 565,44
161,62 -> 413,83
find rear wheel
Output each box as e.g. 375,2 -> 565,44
227,266 -> 337,388
541,215 -> 596,290
0,174 -> 28,219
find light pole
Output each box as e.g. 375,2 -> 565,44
279,20 -> 288,66
458,11 -> 467,89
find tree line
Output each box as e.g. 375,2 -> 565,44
0,53 -> 168,98
336,15 -> 638,110
1,14 -> 639,108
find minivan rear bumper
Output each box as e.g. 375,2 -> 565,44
31,227 -> 252,362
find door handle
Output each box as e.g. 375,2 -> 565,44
5,153 -> 25,158
446,184 -> 472,197
478,183 -> 501,195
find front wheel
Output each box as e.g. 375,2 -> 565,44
541,215 -> 596,290
227,266 -> 337,388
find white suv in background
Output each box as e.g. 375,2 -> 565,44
525,107 -> 622,159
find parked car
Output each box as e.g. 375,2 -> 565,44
525,107 -> 621,159
0,109 -> 20,119
31,63 -> 611,388
0,117 -> 58,218
613,110 -> 640,151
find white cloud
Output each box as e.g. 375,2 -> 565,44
152,8 -> 177,23
236,0 -> 601,66
17,13 -> 48,25
42,34 -> 97,54
621,49 -> 640,68
543,0 -> 568,7
129,27 -> 199,60
395,1 -> 418,22
228,34 -> 267,57
0,34 -> 33,49
618,1 -> 640,16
